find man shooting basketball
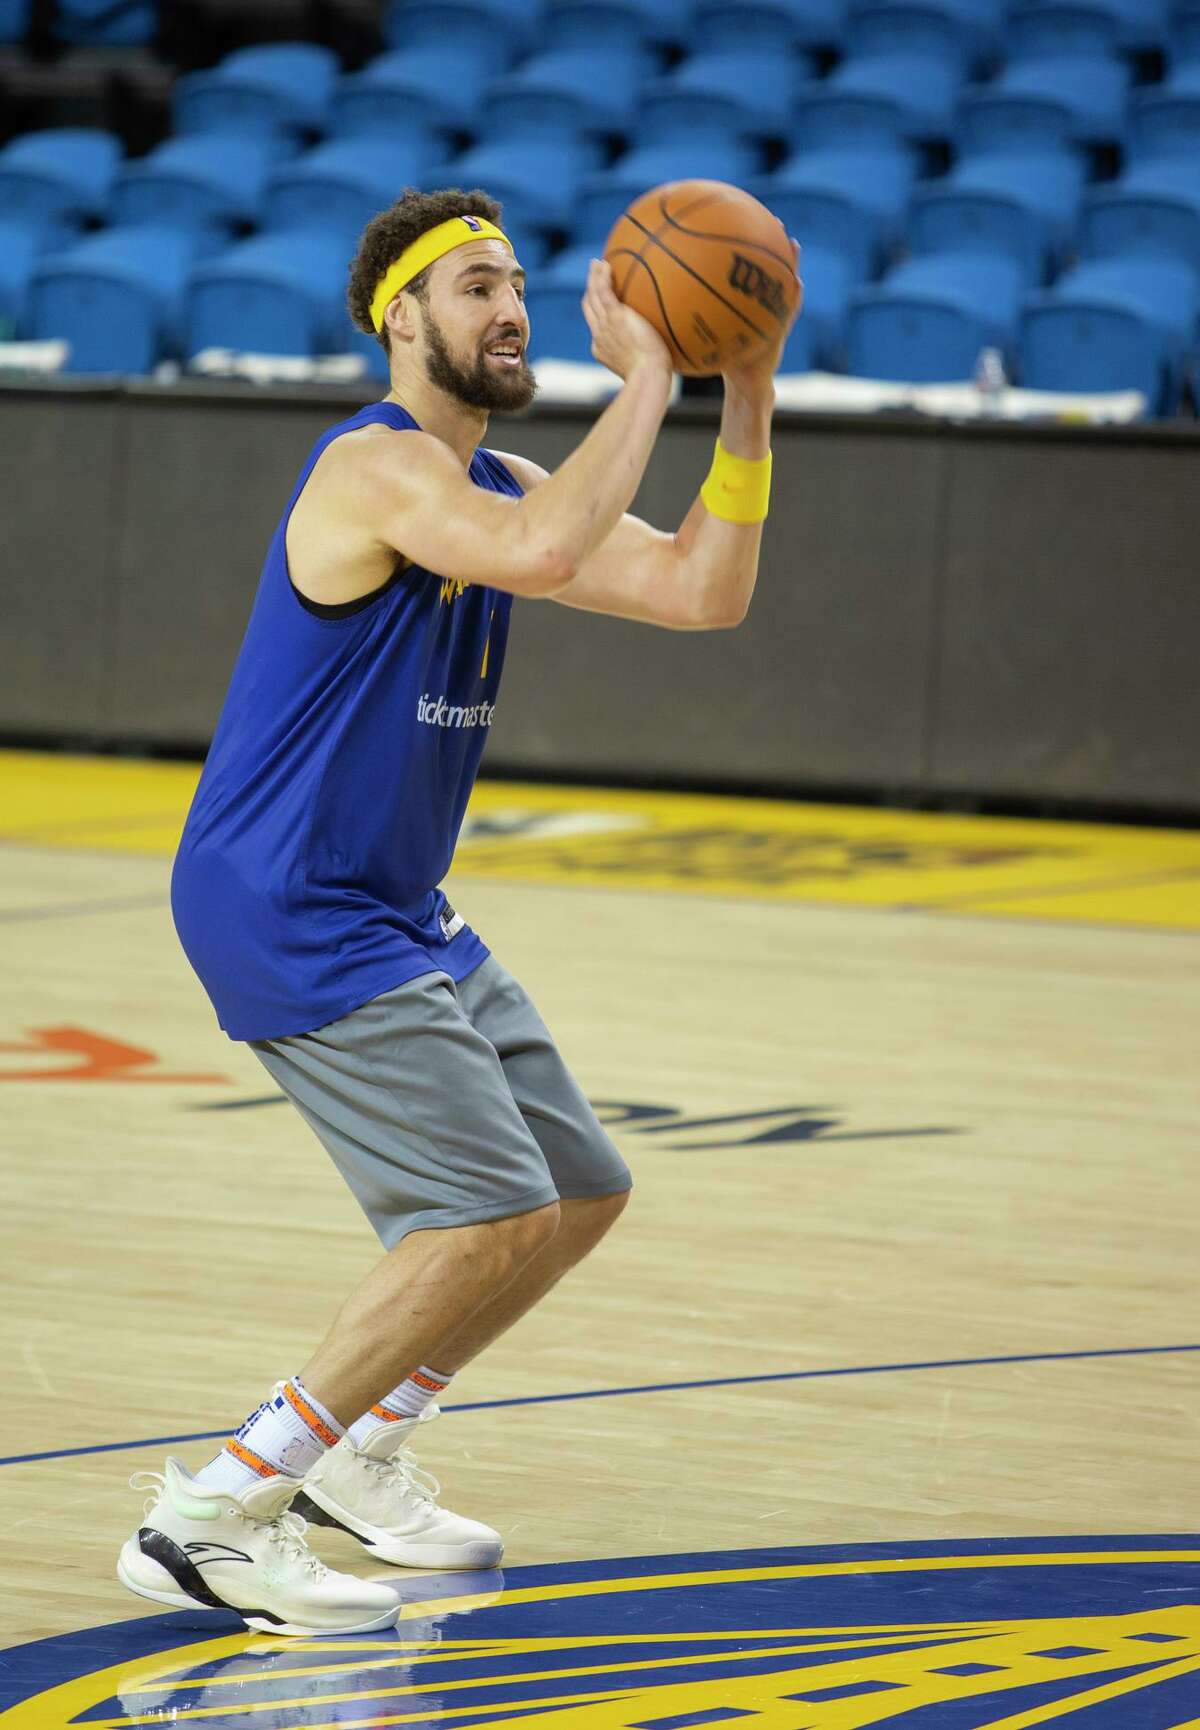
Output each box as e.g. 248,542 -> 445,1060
119,187 -> 802,1636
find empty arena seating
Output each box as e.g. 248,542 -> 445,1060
54,0 -> 157,46
1020,254 -> 1197,408
30,224 -> 207,371
173,44 -> 341,137
0,128 -> 121,227
113,133 -> 283,234
0,0 -> 1195,416
264,133 -> 448,236
848,248 -> 1025,379
484,46 -> 656,140
0,1 -> 30,44
332,45 -> 498,135
185,227 -> 350,358
694,0 -> 848,53
907,149 -> 1084,275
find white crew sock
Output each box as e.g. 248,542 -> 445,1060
197,1377 -> 344,1494
346,1365 -> 454,1451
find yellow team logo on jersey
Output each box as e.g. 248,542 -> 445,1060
439,577 -> 467,606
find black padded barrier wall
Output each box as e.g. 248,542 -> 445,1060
1,379 -> 1197,813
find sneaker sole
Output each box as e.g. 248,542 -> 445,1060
117,1539 -> 399,1637
294,1487 -> 505,1570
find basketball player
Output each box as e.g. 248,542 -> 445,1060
118,188 -> 801,1636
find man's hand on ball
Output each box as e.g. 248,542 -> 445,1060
722,238 -> 804,395
583,259 -> 673,382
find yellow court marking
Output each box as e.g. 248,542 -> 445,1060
11,1557 -> 1200,1729
1,747 -> 1198,931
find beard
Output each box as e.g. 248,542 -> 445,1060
422,306 -> 537,413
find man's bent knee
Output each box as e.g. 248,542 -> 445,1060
494,1199 -> 560,1269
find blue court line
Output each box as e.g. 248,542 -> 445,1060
3,1342 -> 1198,1469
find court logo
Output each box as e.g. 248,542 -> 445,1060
6,1539 -> 1200,1723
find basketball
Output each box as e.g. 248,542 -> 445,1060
602,180 -> 799,377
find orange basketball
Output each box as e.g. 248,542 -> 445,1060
602,179 -> 798,377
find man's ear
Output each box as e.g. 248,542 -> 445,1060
385,293 -> 420,349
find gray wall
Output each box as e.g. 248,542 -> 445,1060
2,379 -> 1197,811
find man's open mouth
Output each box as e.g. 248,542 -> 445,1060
485,342 -> 524,367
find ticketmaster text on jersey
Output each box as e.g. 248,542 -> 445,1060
417,693 -> 497,730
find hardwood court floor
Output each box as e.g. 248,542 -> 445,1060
1,749 -> 1199,1652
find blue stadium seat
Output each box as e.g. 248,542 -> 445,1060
1019,257 -> 1198,410
780,240 -> 853,360
424,138 -> 604,238
174,45 -> 339,139
525,249 -> 593,363
330,47 -> 496,138
498,227 -> 552,271
54,0 -> 156,45
570,139 -> 763,250
1132,63 -> 1200,162
484,49 -> 654,141
778,307 -> 818,370
1173,0 -> 1200,62
639,51 -> 814,144
1081,157 -> 1200,273
794,52 -> 961,146
958,54 -> 1128,152
186,229 -> 351,359
694,0 -> 848,53
847,0 -> 995,70
264,135 -> 449,239
544,0 -> 689,51
0,129 -> 120,228
0,221 -> 54,335
30,226 -> 207,373
908,149 -> 1083,277
0,0 -> 30,42
383,0 -> 539,56
1010,0 -> 1165,54
1007,1 -> 1120,61
757,145 -> 917,276
847,250 -> 1024,378
113,135 -> 283,237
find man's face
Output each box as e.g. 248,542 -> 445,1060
419,239 -> 536,412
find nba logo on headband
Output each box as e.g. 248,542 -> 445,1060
461,216 -> 483,231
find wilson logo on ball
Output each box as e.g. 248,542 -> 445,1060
727,253 -> 789,323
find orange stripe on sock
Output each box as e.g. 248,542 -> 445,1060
282,1380 -> 341,1449
411,1370 -> 448,1392
225,1438 -> 279,1479
369,1403 -> 402,1422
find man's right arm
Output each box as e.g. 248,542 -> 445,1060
327,262 -> 674,599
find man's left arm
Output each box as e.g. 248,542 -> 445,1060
496,241 -> 801,632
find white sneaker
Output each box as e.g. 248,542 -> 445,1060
116,1456 -> 400,1635
294,1407 -> 504,1570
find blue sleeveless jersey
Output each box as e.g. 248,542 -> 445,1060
170,401 -> 517,1041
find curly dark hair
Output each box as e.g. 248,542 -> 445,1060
348,187 -> 504,355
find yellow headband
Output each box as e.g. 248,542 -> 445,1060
370,216 -> 513,332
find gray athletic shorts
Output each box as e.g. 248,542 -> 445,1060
247,954 -> 632,1249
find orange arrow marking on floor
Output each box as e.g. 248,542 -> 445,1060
0,1026 -> 230,1083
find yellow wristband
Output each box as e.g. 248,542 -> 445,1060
699,439 -> 772,524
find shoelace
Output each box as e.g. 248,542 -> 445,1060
263,1508 -> 327,1579
365,1445 -> 441,1509
128,1468 -> 326,1578
130,1469 -> 165,1519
